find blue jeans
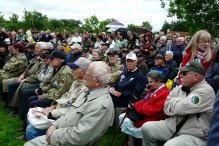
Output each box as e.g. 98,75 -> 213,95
26,124 -> 47,141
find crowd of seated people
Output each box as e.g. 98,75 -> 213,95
0,27 -> 218,146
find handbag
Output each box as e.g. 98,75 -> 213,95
27,107 -> 55,130
127,108 -> 144,121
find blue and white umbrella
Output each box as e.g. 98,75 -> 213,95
105,21 -> 126,28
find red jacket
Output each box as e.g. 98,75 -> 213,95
181,47 -> 213,73
133,85 -> 170,128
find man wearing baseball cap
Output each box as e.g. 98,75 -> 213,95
110,52 -> 146,107
27,50 -> 73,113
66,43 -> 83,63
141,61 -> 215,146
149,54 -> 169,83
106,49 -> 123,85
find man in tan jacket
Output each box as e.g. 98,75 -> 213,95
141,61 -> 215,146
25,61 -> 115,146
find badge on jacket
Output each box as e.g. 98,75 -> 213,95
189,94 -> 201,106
52,80 -> 59,87
60,78 -> 65,84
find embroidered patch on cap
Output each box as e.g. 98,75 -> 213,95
189,95 -> 200,106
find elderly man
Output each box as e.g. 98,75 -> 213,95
25,57 -> 91,140
16,50 -> 73,139
110,52 -> 147,108
165,51 -> 178,80
6,42 -> 53,109
66,43 -> 83,63
150,54 -> 169,83
27,50 -> 73,109
106,49 -> 124,85
171,37 -> 186,66
24,61 -> 114,146
141,61 -> 215,146
157,36 -> 168,55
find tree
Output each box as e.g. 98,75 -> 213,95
127,24 -> 138,33
7,13 -> 20,30
82,15 -> 100,33
0,12 -> 6,28
161,20 -> 188,33
141,21 -> 153,31
22,10 -> 50,30
160,0 -> 219,36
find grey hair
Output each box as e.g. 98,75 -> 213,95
90,61 -> 111,85
147,72 -> 162,82
37,42 -> 47,50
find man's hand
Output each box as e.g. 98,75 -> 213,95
17,74 -> 24,82
46,125 -> 57,144
110,88 -> 121,97
38,95 -> 43,100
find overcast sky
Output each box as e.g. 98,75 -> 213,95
0,0 -> 176,31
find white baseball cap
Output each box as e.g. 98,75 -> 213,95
71,43 -> 82,51
126,52 -> 137,61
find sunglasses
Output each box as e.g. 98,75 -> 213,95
182,71 -> 196,76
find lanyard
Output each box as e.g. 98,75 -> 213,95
143,84 -> 165,102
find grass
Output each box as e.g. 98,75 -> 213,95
0,101 -> 126,146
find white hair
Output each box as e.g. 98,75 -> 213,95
160,36 -> 167,41
37,42 -> 54,50
90,61 -> 111,85
165,51 -> 174,58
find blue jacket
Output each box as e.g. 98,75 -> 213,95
111,69 -> 147,107
205,62 -> 219,93
171,43 -> 185,66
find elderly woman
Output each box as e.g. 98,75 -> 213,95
119,72 -> 170,139
92,49 -> 103,61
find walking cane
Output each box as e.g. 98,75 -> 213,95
109,96 -> 139,146
109,109 -> 128,146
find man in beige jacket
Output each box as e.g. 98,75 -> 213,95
141,61 -> 215,146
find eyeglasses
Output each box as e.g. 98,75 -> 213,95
84,73 -> 98,80
182,71 -> 196,76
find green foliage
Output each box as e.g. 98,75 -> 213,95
128,24 -> 139,33
82,15 -> 100,33
22,10 -> 50,30
161,20 -> 188,33
1,10 -> 156,35
160,0 -> 219,36
142,21 -> 153,31
0,103 -> 24,146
